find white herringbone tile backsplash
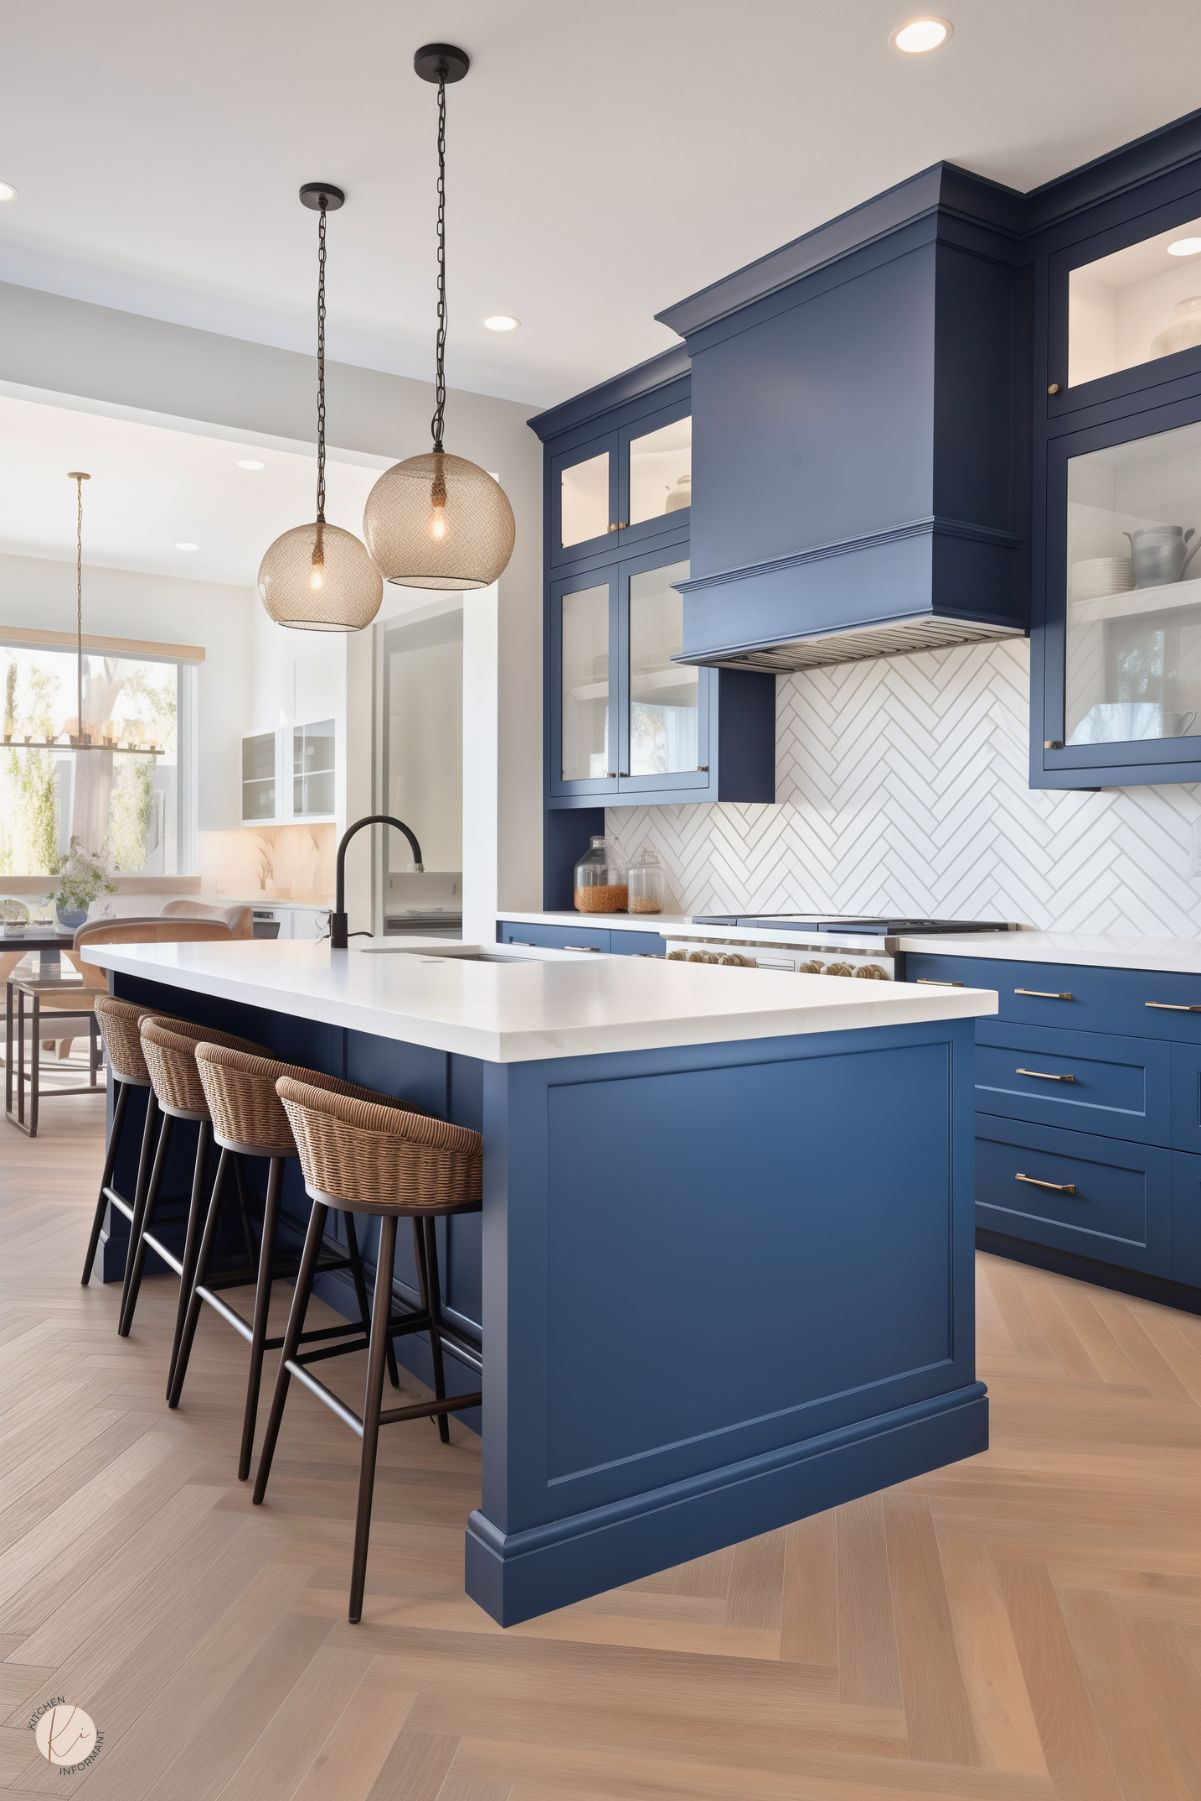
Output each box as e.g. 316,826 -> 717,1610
605,639 -> 1201,936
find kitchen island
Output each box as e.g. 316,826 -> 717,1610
84,937 -> 996,1624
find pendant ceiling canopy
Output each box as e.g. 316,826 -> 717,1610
363,45 -> 516,592
258,184 -> 383,632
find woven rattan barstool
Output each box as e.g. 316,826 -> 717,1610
81,996 -> 188,1292
120,1017 -> 265,1382
168,1044 -> 396,1479
252,1074 -> 483,1624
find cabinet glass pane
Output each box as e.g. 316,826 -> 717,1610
628,559 -> 696,776
1065,419 -> 1201,747
293,719 -> 334,774
628,416 -> 691,525
242,778 -> 275,821
295,770 -> 335,816
242,732 -> 275,782
560,583 -> 611,781
559,452 -> 610,549
1068,215 -> 1201,387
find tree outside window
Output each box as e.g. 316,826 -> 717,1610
0,643 -> 186,877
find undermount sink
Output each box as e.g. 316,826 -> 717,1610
357,946 -> 536,963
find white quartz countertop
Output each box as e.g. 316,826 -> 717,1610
83,938 -> 995,1064
893,930 -> 1201,975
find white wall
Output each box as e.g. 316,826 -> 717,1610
0,549 -> 251,834
0,280 -> 545,916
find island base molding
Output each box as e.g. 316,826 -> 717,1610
465,1380 -> 988,1625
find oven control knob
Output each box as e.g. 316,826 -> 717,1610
854,962 -> 889,980
825,961 -> 854,978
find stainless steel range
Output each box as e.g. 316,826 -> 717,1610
663,915 -> 1016,981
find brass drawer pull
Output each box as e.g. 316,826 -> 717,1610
563,944 -> 601,953
914,977 -> 964,987
1014,987 -> 1072,1000
1016,1067 -> 1076,1083
1015,1171 -> 1077,1196
1145,1001 -> 1201,1013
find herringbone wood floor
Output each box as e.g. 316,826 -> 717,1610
1,1101 -> 1199,1800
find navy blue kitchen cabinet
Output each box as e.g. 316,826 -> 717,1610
532,353 -> 775,816
905,950 -> 1201,1310
1028,114 -> 1201,789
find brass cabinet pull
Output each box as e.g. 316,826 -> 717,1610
1047,381 -> 1062,396
1145,1001 -> 1201,1013
914,977 -> 964,987
563,944 -> 600,953
506,939 -> 537,948
605,770 -> 618,779
1044,739 -> 1064,749
1014,987 -> 1072,1000
1016,1067 -> 1076,1083
1015,1171 -> 1077,1195
607,522 -> 619,533
696,764 -> 710,773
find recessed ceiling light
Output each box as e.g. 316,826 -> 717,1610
890,16 -> 953,53
483,314 -> 520,332
175,541 -> 199,552
0,181 -> 17,203
1167,236 -> 1201,258
236,457 -> 266,471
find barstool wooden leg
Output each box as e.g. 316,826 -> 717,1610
115,1090 -> 159,1309
80,1079 -> 129,1284
349,1212 -> 397,1625
167,1149 -> 229,1409
166,1120 -> 212,1395
415,1216 -> 451,1443
345,1216 -> 399,1390
236,1155 -> 283,1480
252,1201 -> 327,1506
231,1156 -> 258,1267
118,1110 -> 172,1336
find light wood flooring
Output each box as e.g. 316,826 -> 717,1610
1,1098 -> 1199,1800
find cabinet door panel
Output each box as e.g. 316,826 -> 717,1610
617,546 -> 710,797
1171,1150 -> 1201,1285
1171,1045 -> 1201,1153
550,435 -> 619,568
617,400 -> 691,551
549,570 -> 619,799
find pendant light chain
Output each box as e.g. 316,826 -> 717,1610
431,68 -> 448,454
315,199 -> 329,525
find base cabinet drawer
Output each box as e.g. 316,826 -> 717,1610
498,921 -> 611,953
976,1118 -> 1172,1277
975,1022 -> 1171,1145
905,953 -> 1201,1042
608,930 -> 666,957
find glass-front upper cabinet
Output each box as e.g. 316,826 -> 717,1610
241,729 -> 279,824
1051,200 -> 1201,411
619,549 -> 709,795
550,568 -> 618,797
549,399 -> 691,569
1043,404 -> 1201,784
292,718 -> 335,819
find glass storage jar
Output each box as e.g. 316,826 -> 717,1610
627,847 -> 666,915
573,836 -> 627,913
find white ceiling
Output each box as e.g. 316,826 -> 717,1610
0,394 -> 382,585
2,1 -> 1200,408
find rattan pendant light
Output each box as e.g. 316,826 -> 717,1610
362,45 -> 516,591
258,184 -> 383,631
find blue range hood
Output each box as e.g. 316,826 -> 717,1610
658,164 -> 1031,671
